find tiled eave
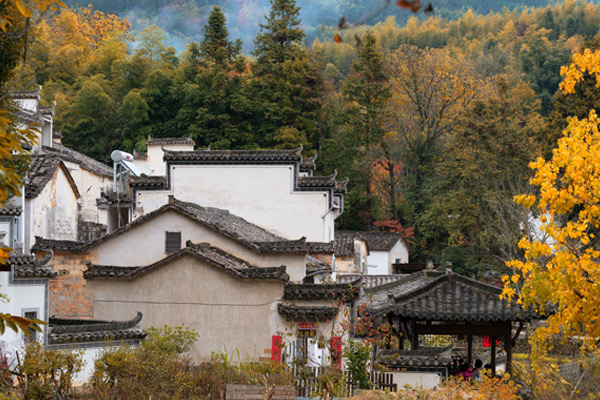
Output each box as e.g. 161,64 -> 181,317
283,279 -> 360,301
277,304 -> 338,322
49,312 -> 146,344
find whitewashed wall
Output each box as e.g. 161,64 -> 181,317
95,210 -> 307,282
59,162 -> 111,224
26,168 -> 79,250
146,143 -> 194,176
0,271 -> 48,348
136,165 -> 335,243
387,239 -> 409,266
366,251 -> 390,275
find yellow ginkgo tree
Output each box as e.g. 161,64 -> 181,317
0,0 -> 62,337
503,48 -> 600,354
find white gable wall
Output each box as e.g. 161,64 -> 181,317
136,165 -> 335,243
95,210 -> 307,282
26,168 -> 78,251
366,240 -> 409,275
59,161 -> 111,224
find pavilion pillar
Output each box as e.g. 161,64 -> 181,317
467,335 -> 473,365
491,336 -> 496,376
505,326 -> 512,375
411,320 -> 418,350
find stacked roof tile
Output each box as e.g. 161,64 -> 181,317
335,230 -> 404,256
85,242 -> 290,282
0,196 -> 22,216
359,270 -> 546,323
277,304 -> 338,322
42,143 -> 113,177
34,198 -> 307,255
7,253 -> 57,278
147,137 -> 195,146
283,279 -> 360,301
163,147 -> 304,163
49,312 -> 146,344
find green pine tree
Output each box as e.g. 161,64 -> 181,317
200,6 -> 242,67
339,31 -> 389,229
250,0 -> 323,150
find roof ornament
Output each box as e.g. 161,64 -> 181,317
426,260 -> 435,270
445,261 -> 453,275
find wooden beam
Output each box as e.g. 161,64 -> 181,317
467,335 -> 473,365
505,327 -> 513,375
413,323 -> 510,336
411,320 -> 419,350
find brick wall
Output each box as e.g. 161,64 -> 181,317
45,250 -> 98,319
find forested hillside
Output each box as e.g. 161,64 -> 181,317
20,0 -> 600,277
60,0 -> 555,52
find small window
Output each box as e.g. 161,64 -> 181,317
23,311 -> 38,344
165,231 -> 181,253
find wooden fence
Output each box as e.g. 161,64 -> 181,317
293,366 -> 397,397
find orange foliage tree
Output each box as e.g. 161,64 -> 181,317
503,48 -> 600,356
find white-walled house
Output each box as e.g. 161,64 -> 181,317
33,196 -> 345,362
24,154 -> 81,252
131,144 -> 347,243
335,231 -> 409,275
0,254 -> 56,354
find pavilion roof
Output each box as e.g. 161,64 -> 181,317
354,270 -> 546,323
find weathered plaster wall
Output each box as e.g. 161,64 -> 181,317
48,250 -> 98,318
137,165 -> 334,242
94,210 -> 307,281
88,254 -> 286,360
29,168 -> 79,249
60,162 -> 111,224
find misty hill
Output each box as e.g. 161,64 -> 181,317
63,0 -> 553,52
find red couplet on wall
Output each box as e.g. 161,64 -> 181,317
332,336 -> 342,370
272,335 -> 282,363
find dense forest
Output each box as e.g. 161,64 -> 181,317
16,0 -> 600,277
61,0 -> 555,52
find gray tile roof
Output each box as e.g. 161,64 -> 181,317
163,146 -> 304,163
283,278 -> 360,301
335,230 -> 404,256
42,143 -> 113,177
299,154 -> 317,171
33,238 -> 84,252
25,154 -> 61,198
377,346 -> 454,369
146,137 -> 195,146
84,242 -> 289,282
306,255 -> 332,276
307,242 -> 334,253
7,253 -> 57,278
130,175 -> 167,188
277,304 -> 338,322
0,196 -> 22,216
9,88 -> 41,99
297,172 -> 337,189
48,312 -> 146,344
33,198 -> 308,255
363,271 -> 546,323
